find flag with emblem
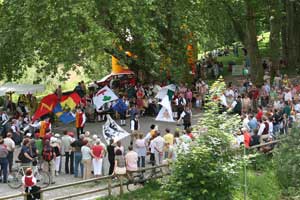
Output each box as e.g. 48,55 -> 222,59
93,86 -> 118,109
32,94 -> 58,121
155,95 -> 175,122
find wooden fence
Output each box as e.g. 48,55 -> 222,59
0,164 -> 169,200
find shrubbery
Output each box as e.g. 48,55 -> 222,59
274,128 -> 300,197
163,78 -> 242,200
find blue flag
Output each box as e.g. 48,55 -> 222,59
53,103 -> 75,124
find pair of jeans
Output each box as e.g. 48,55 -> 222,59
0,158 -> 8,182
7,151 -> 13,173
108,159 -> 115,175
137,156 -> 145,168
74,152 -> 83,177
65,152 -> 74,174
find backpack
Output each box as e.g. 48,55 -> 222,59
18,150 -> 26,162
42,146 -> 53,162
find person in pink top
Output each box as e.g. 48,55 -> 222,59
125,146 -> 138,178
186,89 -> 193,105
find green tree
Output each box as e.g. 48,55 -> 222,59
163,78 -> 242,200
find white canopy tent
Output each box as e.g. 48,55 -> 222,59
0,82 -> 45,96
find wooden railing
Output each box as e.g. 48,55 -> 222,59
0,164 -> 169,200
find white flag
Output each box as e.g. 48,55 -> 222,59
102,115 -> 130,144
93,86 -> 118,109
155,95 -> 175,122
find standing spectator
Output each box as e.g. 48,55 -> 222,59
50,137 -> 61,176
42,139 -> 55,184
19,138 -> 35,166
114,149 -> 126,175
130,114 -> 140,144
152,132 -> 165,166
125,146 -> 138,178
241,128 -> 251,148
75,108 -> 86,139
107,139 -> 115,175
175,93 -> 186,120
91,139 -> 104,177
81,140 -> 92,180
114,141 -> 124,155
4,132 -> 15,173
71,134 -> 84,178
61,130 -> 73,174
163,129 -> 174,158
135,134 -> 147,168
0,137 -> 8,183
178,106 -> 192,130
22,168 -> 41,200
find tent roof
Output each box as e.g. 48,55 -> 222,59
0,82 -> 45,96
98,70 -> 135,83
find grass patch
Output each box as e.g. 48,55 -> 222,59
98,181 -> 167,200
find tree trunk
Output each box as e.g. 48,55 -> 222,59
281,0 -> 288,64
286,0 -> 297,69
245,0 -> 263,85
269,0 -> 281,77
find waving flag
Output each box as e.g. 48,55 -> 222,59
112,98 -> 128,113
60,92 -> 81,110
102,115 -> 130,144
93,86 -> 118,109
156,95 -> 175,122
53,103 -> 75,124
32,94 -> 58,121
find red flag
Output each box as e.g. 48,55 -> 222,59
60,92 -> 81,110
32,94 -> 58,121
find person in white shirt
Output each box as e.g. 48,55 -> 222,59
4,132 -> 15,173
283,88 -> 292,102
152,132 -> 165,166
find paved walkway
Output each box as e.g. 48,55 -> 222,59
0,112 -> 201,199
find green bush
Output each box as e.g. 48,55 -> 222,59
274,129 -> 300,197
163,78 -> 242,200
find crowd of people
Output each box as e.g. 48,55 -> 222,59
0,55 -> 298,198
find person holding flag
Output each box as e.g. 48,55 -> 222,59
30,118 -> 51,139
75,108 -> 86,139
113,96 -> 128,126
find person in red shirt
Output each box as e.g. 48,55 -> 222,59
22,168 -> 41,200
91,140 -> 105,177
75,108 -> 86,139
256,106 -> 263,122
241,128 -> 251,148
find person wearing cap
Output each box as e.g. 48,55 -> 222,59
0,137 -> 9,183
22,167 -> 41,199
84,131 -> 92,145
50,137 -> 61,176
75,108 -> 86,139
4,132 -> 15,173
61,130 -> 73,174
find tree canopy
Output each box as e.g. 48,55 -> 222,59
0,0 -> 299,84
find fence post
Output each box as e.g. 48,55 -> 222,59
119,176 -> 124,195
108,177 -> 112,196
40,191 -> 43,200
23,193 -> 27,200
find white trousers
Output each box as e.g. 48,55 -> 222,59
55,156 -> 61,172
92,158 -> 103,176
